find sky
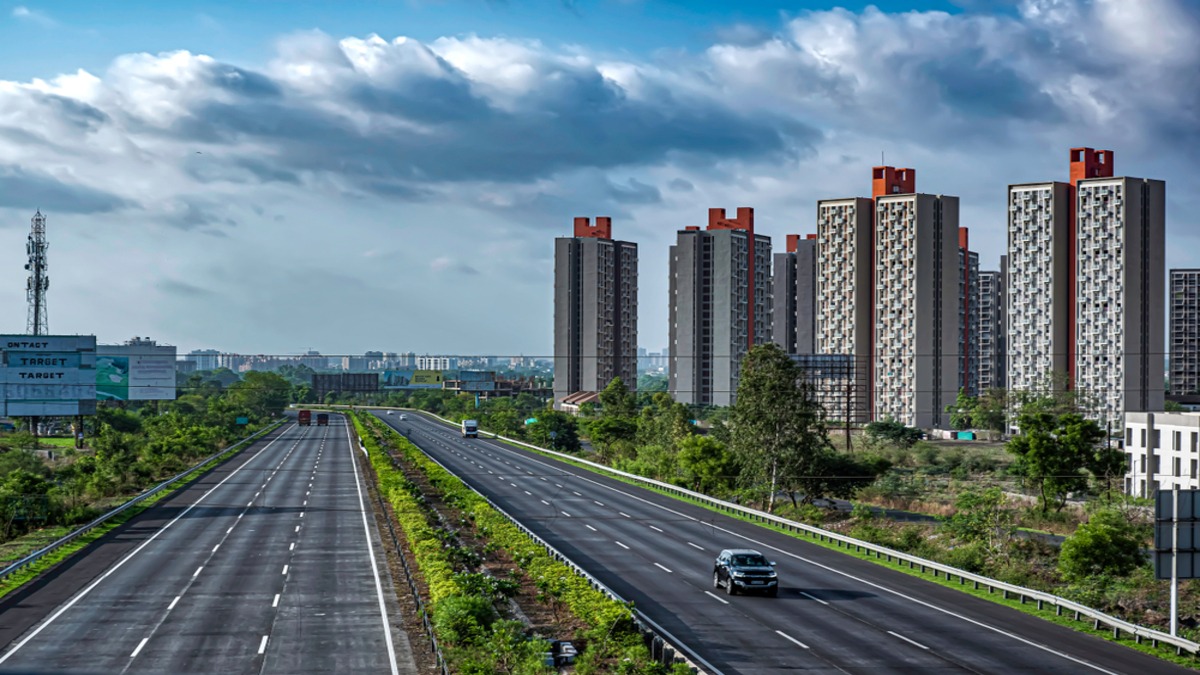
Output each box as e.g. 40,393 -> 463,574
0,0 -> 1196,358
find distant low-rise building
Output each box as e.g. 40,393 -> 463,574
1125,412 -> 1200,497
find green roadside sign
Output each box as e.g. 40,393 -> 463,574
525,418 -> 538,425
236,417 -> 249,425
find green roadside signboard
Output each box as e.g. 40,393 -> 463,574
236,417 -> 249,425
525,418 -> 538,425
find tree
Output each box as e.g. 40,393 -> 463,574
1007,408 -> 1105,513
864,419 -> 923,449
1164,400 -> 1186,413
598,377 -> 636,420
729,344 -> 833,513
973,388 -> 1010,433
945,389 -> 976,430
676,435 -> 735,494
1058,509 -> 1145,582
944,487 -> 1014,555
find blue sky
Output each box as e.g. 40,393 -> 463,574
0,0 -> 1196,356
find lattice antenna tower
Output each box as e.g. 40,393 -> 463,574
25,210 -> 49,336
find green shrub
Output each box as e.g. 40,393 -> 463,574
433,594 -> 497,644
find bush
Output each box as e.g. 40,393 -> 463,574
1058,509 -> 1145,582
433,594 -> 497,644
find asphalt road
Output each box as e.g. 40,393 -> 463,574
381,411 -> 1191,675
0,417 -> 413,675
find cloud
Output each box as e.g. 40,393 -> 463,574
0,166 -> 130,213
158,279 -> 215,298
606,178 -> 661,204
12,6 -> 55,27
430,257 -> 480,275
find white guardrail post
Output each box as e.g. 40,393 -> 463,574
0,420 -> 285,585
401,408 -> 1200,659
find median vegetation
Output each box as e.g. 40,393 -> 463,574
351,412 -> 689,674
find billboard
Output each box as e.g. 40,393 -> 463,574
382,369 -> 445,390
96,343 -> 178,401
0,335 -> 97,416
458,370 -> 496,383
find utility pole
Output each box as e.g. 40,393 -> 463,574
845,383 -> 852,453
25,210 -> 50,441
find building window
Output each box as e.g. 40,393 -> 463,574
1142,428 -> 1147,447
1153,430 -> 1162,449
1176,457 -> 1182,477
1176,431 -> 1183,451
1192,460 -> 1197,480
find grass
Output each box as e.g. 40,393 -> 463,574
0,422 -> 282,602
0,526 -> 73,567
37,437 -> 78,449
414,414 -> 1199,669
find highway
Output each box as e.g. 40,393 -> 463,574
0,417 -> 413,675
381,411 -> 1190,675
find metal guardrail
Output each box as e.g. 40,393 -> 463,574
408,409 -> 1200,659
380,412 -> 718,675
0,420 -> 285,586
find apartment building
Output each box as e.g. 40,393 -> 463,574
978,256 -> 1007,391
772,234 -> 817,355
1074,173 -> 1166,427
873,192 -> 961,428
1125,412 -> 1200,497
669,207 -> 772,407
958,228 -> 981,397
553,217 -> 639,404
1170,269 -> 1200,396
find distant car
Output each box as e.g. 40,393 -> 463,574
398,414 -> 407,421
713,548 -> 778,596
386,411 -> 392,415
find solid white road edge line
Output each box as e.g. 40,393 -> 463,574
343,416 -> 401,675
0,426 -> 293,666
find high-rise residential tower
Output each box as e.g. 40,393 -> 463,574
873,190 -> 961,428
958,228 -> 981,397
978,256 -> 1007,391
553,217 -> 638,404
772,234 -> 817,355
1007,148 -> 1164,428
1170,269 -> 1200,397
669,207 -> 772,407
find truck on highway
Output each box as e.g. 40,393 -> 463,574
316,413 -> 329,427
461,419 -> 478,438
298,410 -> 312,426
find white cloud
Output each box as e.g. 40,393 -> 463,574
0,0 -> 1195,354
12,5 -> 56,27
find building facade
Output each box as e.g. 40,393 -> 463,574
772,234 -> 817,355
1074,175 -> 1166,427
958,228 -> 980,397
815,197 -> 874,421
669,207 -> 771,407
1007,181 -> 1072,396
553,217 -> 638,404
873,192 -> 960,428
1170,269 -> 1200,396
1124,412 -> 1200,497
978,256 -> 1007,391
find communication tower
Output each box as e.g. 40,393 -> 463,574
25,210 -> 49,336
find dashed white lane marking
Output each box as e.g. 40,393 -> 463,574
888,631 -> 929,650
776,631 -> 810,649
510,483 -> 518,488
282,565 -> 289,575
290,542 -> 295,551
258,635 -> 269,655
619,512 -> 631,518
539,477 -> 547,481
273,593 -> 280,608
295,525 -> 300,533
555,483 -> 563,488
800,591 -> 829,606
654,562 -> 673,573
131,637 -> 149,658
688,542 -> 705,551
227,527 -> 233,534
300,513 -> 304,518
594,501 -> 605,507
561,511 -> 571,517
541,500 -> 550,505
573,491 -> 582,496
193,566 -> 203,578
168,596 -> 180,611
704,591 -> 729,605
524,491 -> 532,496
649,525 -> 663,533
212,544 -> 220,553
585,525 -> 597,531
615,541 -> 630,550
